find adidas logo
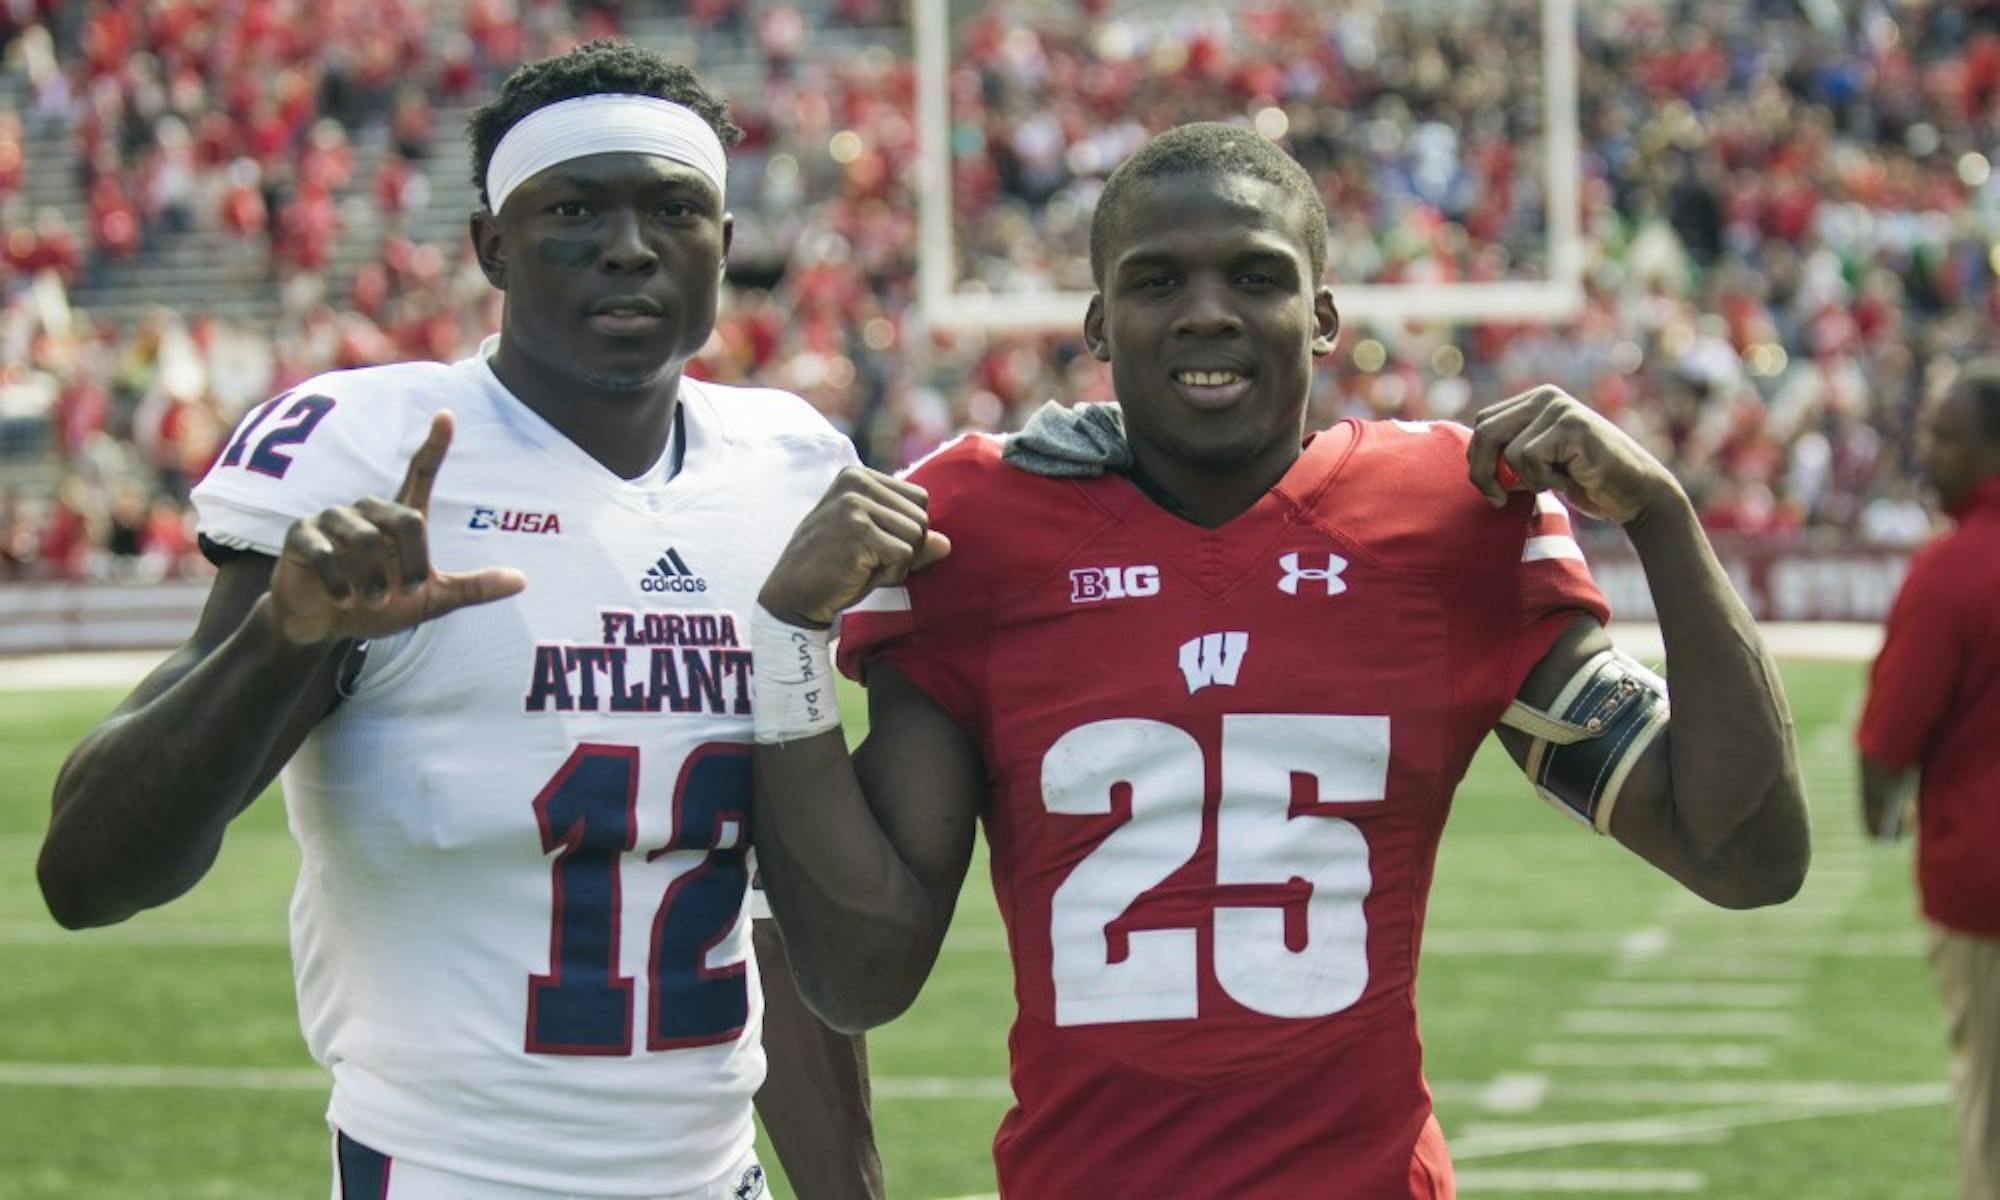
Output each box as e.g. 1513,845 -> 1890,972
640,547 -> 708,594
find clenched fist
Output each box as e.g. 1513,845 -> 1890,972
269,410 -> 527,644
759,467 -> 952,628
1467,386 -> 1685,526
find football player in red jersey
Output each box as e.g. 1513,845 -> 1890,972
750,122 -> 1809,1198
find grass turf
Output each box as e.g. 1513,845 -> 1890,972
0,660 -> 1956,1197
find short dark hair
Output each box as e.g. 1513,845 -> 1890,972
1952,358 -> 2000,441
1089,121 -> 1329,286
467,41 -> 744,210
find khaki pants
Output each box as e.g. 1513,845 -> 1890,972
1930,924 -> 2000,1200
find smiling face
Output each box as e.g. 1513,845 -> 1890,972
473,150 -> 731,397
1084,169 -> 1338,522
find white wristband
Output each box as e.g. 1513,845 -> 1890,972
752,605 -> 841,744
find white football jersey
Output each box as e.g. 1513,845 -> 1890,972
191,342 -> 855,1193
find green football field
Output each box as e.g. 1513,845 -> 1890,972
0,659 -> 1957,1198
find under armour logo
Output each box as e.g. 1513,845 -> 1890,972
1277,552 -> 1348,596
1178,631 -> 1249,693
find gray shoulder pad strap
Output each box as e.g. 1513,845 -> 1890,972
1000,400 -> 1133,478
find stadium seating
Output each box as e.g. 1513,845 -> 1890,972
0,0 -> 1988,583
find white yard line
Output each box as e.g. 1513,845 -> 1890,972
1551,1081 -> 1947,1106
1603,621 -> 1881,662
1666,894 -> 1853,919
1581,982 -> 1802,1008
1528,1043 -> 1774,1069
0,1060 -> 1017,1100
1421,931 -> 1648,955
1782,933 -> 1922,956
1428,930 -> 1917,957
1617,927 -> 1672,958
0,650 -> 167,691
1560,1010 -> 1795,1037
872,1077 -> 1012,1100
1455,1121 -> 1731,1146
1474,1072 -> 1552,1113
1448,1087 -> 1947,1160
1609,958 -> 1808,980
1443,1078 -> 1950,1107
0,922 -> 1924,955
0,1062 -> 327,1090
0,832 -> 294,856
7,1061 -> 1932,1114
0,923 -> 288,947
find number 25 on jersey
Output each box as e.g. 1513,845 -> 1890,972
1043,714 -> 1389,1026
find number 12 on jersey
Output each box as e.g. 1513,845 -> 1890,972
1043,714 -> 1389,1026
527,743 -> 753,1055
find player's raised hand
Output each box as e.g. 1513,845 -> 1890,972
759,467 -> 951,628
267,410 -> 527,645
1467,385 -> 1684,525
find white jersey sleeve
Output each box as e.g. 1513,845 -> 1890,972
191,365 -> 442,557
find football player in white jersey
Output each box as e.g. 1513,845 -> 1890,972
39,42 -> 881,1200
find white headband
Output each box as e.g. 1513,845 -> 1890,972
485,93 -> 728,216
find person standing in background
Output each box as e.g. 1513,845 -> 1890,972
1858,361 -> 2000,1200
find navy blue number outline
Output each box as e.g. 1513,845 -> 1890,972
525,743 -> 754,1056
645,744 -> 752,1050
245,395 -> 336,479
526,743 -> 640,1056
217,392 -> 292,469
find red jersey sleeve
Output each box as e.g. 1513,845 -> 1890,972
834,437 -> 996,734
1856,544 -> 1961,769
1381,422 -> 1611,726
1498,488 -> 1615,697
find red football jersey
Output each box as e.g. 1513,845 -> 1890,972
839,419 -> 1608,1199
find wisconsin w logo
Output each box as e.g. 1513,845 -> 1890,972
1178,631 -> 1249,694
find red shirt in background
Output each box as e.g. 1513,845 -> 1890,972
1857,477 -> 2000,938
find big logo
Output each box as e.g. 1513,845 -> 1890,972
1069,564 -> 1161,604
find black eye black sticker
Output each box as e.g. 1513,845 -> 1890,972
538,237 -> 600,268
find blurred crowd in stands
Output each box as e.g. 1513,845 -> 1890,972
0,0 -> 1987,582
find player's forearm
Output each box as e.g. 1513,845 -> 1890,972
39,597 -> 338,928
1625,489 -> 1808,899
752,921 -> 884,1200
753,737 -> 948,1032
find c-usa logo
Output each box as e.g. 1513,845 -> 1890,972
468,506 -> 562,534
1277,551 -> 1348,596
